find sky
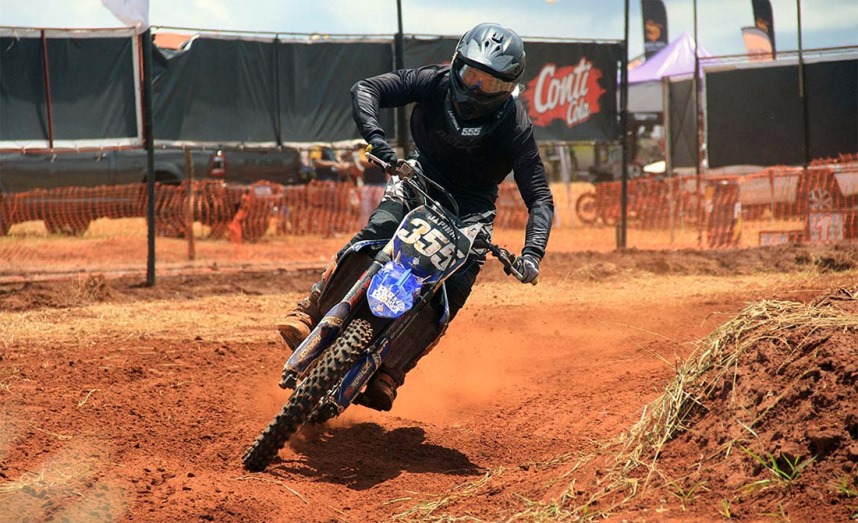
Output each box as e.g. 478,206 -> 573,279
0,0 -> 856,59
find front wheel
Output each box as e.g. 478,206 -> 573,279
242,318 -> 374,472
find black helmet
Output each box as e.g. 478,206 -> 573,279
449,23 -> 526,121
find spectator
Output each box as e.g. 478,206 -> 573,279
309,145 -> 352,182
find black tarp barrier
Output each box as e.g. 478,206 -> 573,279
668,78 -> 697,168
0,29 -> 140,150
0,34 -> 46,144
805,59 -> 858,160
404,36 -> 457,68
2,30 -> 621,149
151,35 -> 620,146
152,37 -> 394,145
278,40 -> 394,143
706,58 -> 858,168
153,37 -> 279,146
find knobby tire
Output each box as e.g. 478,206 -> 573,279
241,319 -> 373,472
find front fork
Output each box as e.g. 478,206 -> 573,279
321,283 -> 449,415
279,260 -> 383,389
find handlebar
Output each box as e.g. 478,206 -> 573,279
367,149 -> 537,285
476,238 -> 538,286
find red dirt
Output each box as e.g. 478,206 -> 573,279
1,242 -> 857,522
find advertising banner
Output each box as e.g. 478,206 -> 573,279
520,42 -> 622,142
751,0 -> 776,54
641,0 -> 669,59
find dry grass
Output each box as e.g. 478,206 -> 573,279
0,291 -> 301,348
534,286 -> 858,520
391,467 -> 505,522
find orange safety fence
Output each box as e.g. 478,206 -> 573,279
1,154 -> 856,278
573,153 -> 858,248
0,179 -> 532,242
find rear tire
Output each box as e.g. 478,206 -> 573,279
241,319 -> 374,472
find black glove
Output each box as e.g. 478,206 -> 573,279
512,253 -> 540,284
367,135 -> 398,168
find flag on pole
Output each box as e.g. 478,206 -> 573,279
101,0 -> 150,33
641,0 -> 669,59
751,0 -> 776,54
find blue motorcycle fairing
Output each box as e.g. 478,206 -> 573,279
366,205 -> 482,319
367,258 -> 423,318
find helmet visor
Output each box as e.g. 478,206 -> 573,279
458,64 -> 515,95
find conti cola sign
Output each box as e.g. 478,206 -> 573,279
524,58 -> 606,129
519,42 -> 621,142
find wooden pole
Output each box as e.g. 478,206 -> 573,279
184,147 -> 196,261
142,29 -> 156,286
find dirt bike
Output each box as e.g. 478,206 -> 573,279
242,154 -> 530,472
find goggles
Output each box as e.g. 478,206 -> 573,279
457,64 -> 515,95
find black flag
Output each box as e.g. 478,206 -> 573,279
751,0 -> 776,54
641,0 -> 668,59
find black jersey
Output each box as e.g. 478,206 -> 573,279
351,64 -> 554,259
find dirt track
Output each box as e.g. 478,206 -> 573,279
1,243 -> 857,522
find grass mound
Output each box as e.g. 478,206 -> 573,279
562,286 -> 858,521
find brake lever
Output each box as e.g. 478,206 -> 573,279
365,151 -> 388,170
366,151 -> 413,178
491,245 -> 526,282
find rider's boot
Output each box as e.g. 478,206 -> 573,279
355,330 -> 445,412
276,257 -> 337,352
355,369 -> 399,412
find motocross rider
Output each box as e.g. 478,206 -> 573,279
277,22 -> 554,411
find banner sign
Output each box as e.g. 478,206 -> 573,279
751,0 -> 776,53
641,0 -> 669,59
520,42 -> 621,142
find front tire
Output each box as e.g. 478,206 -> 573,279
242,319 -> 374,472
